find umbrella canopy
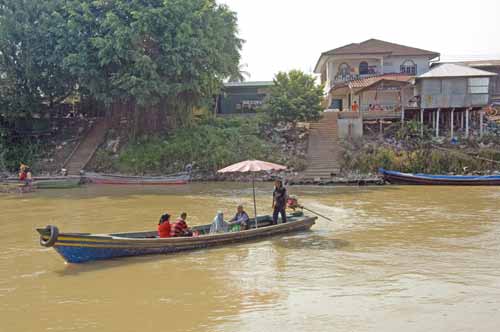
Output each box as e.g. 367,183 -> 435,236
218,160 -> 287,174
218,160 -> 287,229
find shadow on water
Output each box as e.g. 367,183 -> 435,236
275,234 -> 350,251
54,252 -> 181,277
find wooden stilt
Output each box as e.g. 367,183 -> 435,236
436,108 -> 440,137
480,111 -> 484,137
451,108 -> 455,139
465,108 -> 470,138
420,108 -> 424,136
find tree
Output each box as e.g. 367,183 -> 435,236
263,70 -> 324,125
61,0 -> 242,129
228,63 -> 251,83
0,0 -> 76,118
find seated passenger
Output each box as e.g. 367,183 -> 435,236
228,205 -> 249,231
158,213 -> 171,238
171,212 -> 193,237
209,212 -> 229,234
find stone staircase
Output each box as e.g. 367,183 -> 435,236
301,112 -> 341,180
64,120 -> 109,175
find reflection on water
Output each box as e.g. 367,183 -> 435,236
1,183 -> 500,331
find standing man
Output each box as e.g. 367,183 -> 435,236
351,101 -> 359,112
272,179 -> 287,225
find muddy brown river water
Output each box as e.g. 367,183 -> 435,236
1,183 -> 500,332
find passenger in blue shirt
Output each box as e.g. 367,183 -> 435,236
229,205 -> 249,230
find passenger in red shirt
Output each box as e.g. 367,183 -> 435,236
157,213 -> 171,238
171,212 -> 193,237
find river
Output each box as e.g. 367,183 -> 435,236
1,183 -> 499,332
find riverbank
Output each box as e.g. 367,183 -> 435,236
340,128 -> 500,178
86,116 -> 309,178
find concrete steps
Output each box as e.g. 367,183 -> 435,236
64,120 -> 109,175
301,112 -> 342,180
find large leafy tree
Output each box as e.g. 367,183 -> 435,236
264,70 -> 324,125
61,0 -> 242,128
0,0 -> 76,117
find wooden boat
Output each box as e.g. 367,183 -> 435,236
37,212 -> 317,264
379,168 -> 500,186
84,172 -> 190,185
1,176 -> 82,189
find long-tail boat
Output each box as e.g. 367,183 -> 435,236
84,172 -> 190,185
379,168 -> 500,186
1,176 -> 82,189
37,212 -> 317,264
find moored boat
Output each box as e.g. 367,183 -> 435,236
379,168 -> 500,186
1,176 -> 82,189
37,212 -> 317,264
84,172 -> 190,185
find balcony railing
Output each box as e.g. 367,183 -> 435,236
332,72 -> 381,84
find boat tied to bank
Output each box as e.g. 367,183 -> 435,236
1,176 -> 82,189
380,168 -> 500,186
84,172 -> 190,185
37,212 -> 317,264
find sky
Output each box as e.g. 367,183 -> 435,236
220,0 -> 500,81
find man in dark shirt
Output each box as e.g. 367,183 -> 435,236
272,179 -> 287,225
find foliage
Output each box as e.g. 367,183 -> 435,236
263,70 -> 324,125
61,0 -> 242,124
394,120 -> 432,148
0,0 -> 76,118
227,63 -> 250,83
116,117 -> 278,174
341,142 -> 500,175
0,134 -> 42,173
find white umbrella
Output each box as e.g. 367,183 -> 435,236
218,160 -> 287,228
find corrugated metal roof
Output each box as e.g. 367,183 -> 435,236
455,60 -> 500,67
224,81 -> 274,88
418,63 -> 497,79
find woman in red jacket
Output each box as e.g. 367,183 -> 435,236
158,213 -> 171,238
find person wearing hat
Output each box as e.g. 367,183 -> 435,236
18,164 -> 33,187
272,179 -> 287,225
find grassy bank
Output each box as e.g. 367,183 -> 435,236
90,116 -> 308,175
342,134 -> 500,175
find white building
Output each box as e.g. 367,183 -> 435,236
314,39 -> 440,110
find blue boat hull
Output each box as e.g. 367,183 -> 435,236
38,213 -> 316,263
379,168 -> 500,186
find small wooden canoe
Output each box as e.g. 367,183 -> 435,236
1,176 -> 82,189
37,212 -> 316,264
84,172 -> 190,185
379,168 -> 500,186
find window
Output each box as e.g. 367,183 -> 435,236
359,62 -> 369,75
468,77 -> 489,94
335,63 -> 353,81
400,59 -> 417,75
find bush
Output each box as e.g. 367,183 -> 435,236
0,133 -> 42,173
117,117 -> 279,175
262,70 -> 324,125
